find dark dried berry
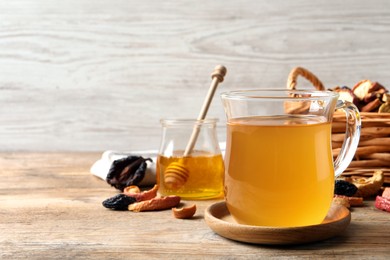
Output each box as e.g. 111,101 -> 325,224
334,180 -> 358,197
102,194 -> 136,210
106,156 -> 152,191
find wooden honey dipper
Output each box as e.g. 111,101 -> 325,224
164,65 -> 227,189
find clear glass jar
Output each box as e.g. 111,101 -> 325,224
156,118 -> 224,200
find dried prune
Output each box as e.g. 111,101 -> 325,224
106,156 -> 152,191
102,194 -> 136,210
334,180 -> 358,197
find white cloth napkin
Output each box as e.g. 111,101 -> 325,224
90,143 -> 226,187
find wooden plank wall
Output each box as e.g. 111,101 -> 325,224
1,0 -> 390,152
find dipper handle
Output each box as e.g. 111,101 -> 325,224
184,65 -> 227,156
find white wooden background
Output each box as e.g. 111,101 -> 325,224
1,0 -> 390,152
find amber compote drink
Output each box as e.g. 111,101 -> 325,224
225,115 -> 334,226
221,89 -> 361,227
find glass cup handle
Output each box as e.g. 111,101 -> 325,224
333,100 -> 361,177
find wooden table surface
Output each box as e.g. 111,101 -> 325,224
1,152 -> 389,259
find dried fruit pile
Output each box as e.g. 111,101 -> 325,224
102,184 -> 172,211
334,170 -> 388,212
332,80 -> 389,113
102,155 -> 197,219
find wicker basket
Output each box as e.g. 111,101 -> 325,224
287,67 -> 390,185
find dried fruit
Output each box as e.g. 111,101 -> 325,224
102,194 -> 136,210
352,170 -> 384,197
378,93 -> 390,113
172,204 -> 197,219
123,185 -> 141,194
347,196 -> 364,207
333,86 -> 360,107
332,196 -> 350,208
334,195 -> 364,207
128,195 -> 181,212
333,80 -> 389,112
375,196 -> 390,212
352,80 -> 384,100
106,156 -> 152,191
361,98 -> 382,112
375,189 -> 390,212
123,184 -> 159,202
334,180 -> 358,197
382,187 -> 390,198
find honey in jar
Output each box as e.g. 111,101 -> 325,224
157,119 -> 224,199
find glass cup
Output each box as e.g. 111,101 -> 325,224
156,119 -> 224,200
221,89 -> 361,227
